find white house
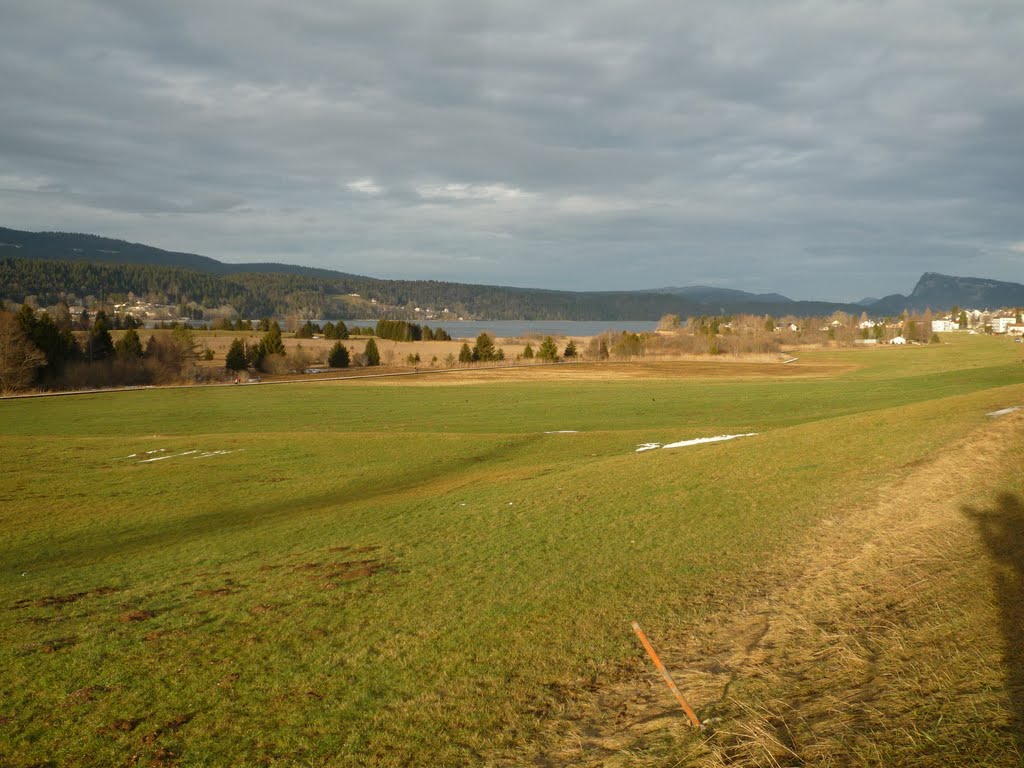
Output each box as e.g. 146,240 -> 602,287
890,336 -> 907,345
932,319 -> 958,332
992,316 -> 1018,334
1007,324 -> 1024,337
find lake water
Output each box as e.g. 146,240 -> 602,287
341,319 -> 660,339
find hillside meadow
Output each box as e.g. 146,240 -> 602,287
1,333 -> 1022,766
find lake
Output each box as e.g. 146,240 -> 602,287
340,319 -> 661,339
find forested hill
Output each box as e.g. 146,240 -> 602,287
5,226 -> 1015,320
0,254 -> 866,321
0,227 -> 358,280
0,226 -> 872,319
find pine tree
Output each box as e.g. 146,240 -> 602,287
472,333 -> 497,362
458,342 -> 473,363
364,338 -> 380,366
328,341 -> 350,368
537,336 -> 560,361
563,340 -> 578,359
522,342 -> 534,359
115,328 -> 144,359
225,338 -> 248,371
87,310 -> 115,361
263,322 -> 286,356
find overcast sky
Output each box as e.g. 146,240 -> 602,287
1,1 -> 1022,300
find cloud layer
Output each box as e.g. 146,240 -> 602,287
1,1 -> 1022,298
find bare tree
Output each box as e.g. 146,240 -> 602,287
0,312 -> 46,393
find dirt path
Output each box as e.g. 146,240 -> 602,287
524,410 -> 1024,767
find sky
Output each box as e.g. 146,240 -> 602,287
1,1 -> 1022,300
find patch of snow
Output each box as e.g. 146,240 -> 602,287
637,433 -> 758,453
986,406 -> 1021,417
136,448 -> 242,463
662,433 -> 757,449
192,449 -> 242,459
544,430 -> 579,434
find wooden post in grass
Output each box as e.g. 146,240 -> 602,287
631,621 -> 700,727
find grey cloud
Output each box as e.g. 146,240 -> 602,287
0,0 -> 1021,299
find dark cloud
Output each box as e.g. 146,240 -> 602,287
1,0 -> 1021,299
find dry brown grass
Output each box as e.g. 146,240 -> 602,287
517,411 -> 1024,767
341,360 -> 855,387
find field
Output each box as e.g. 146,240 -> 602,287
1,335 -> 1022,766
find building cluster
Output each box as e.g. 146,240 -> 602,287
930,309 -> 1024,336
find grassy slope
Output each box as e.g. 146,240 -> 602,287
0,335 -> 1022,766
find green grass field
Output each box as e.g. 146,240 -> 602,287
1,334 -> 1022,766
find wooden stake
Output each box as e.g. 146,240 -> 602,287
631,621 -> 700,727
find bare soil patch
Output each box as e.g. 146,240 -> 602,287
119,609 -> 155,623
11,585 -> 120,609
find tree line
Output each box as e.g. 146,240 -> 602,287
0,306 -> 207,392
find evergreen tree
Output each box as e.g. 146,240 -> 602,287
598,339 -> 610,360
458,342 -> 473,363
16,305 -> 79,376
335,320 -> 349,339
115,328 -> 144,359
328,341 -> 350,368
537,336 -> 560,361
958,310 -> 968,329
262,321 -> 286,355
364,338 -> 380,366
563,340 -> 578,359
225,338 -> 248,371
322,321 -> 337,339
86,310 -> 115,361
522,342 -> 534,359
295,320 -> 315,339
171,325 -> 200,364
473,332 -> 498,361
54,301 -> 73,334
247,340 -> 266,370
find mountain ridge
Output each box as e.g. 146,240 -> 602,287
2,227 -> 1021,319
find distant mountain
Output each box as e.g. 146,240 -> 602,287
0,227 -> 360,280
870,273 -> 1024,314
644,285 -> 792,304
2,227 -> 1019,320
855,297 -> 880,306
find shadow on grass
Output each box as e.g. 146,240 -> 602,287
963,492 -> 1024,748
4,433 -> 543,572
